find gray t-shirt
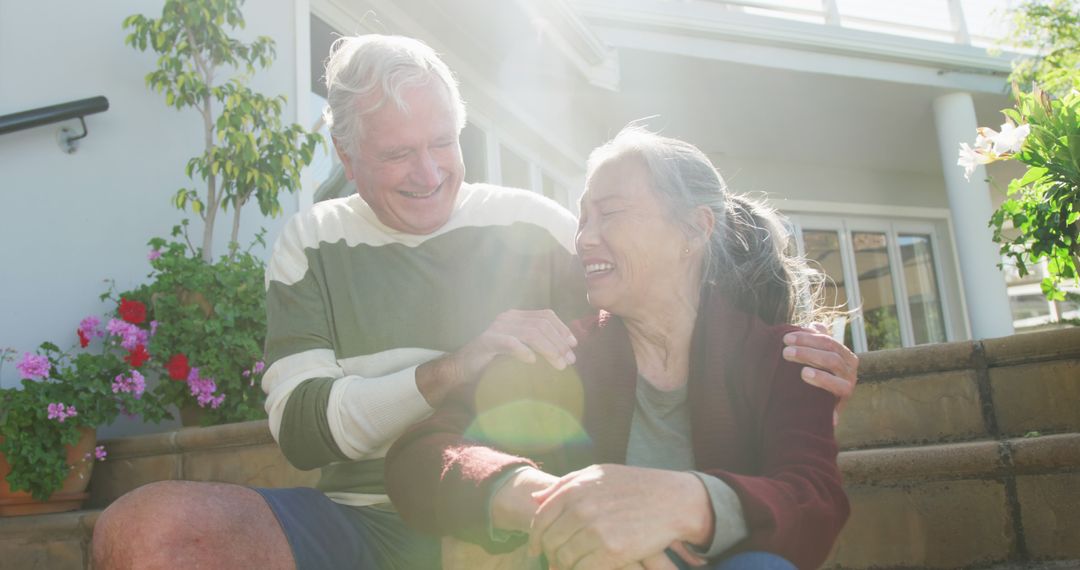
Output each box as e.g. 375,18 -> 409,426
626,374 -> 748,561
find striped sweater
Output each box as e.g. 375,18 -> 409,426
262,183 -> 590,506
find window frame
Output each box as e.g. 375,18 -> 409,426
790,214 -> 952,352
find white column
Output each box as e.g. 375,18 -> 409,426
933,92 -> 1014,339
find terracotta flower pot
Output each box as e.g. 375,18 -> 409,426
0,427 -> 97,517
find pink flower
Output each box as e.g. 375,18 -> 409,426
84,445 -> 108,462
112,370 -> 146,399
244,361 -> 266,385
107,319 -> 149,351
46,402 -> 78,423
78,316 -> 104,339
149,320 -> 159,337
148,249 -> 162,261
16,353 -> 50,380
187,368 -> 226,409
77,316 -> 104,348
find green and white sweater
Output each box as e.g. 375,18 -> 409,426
262,183 -> 589,507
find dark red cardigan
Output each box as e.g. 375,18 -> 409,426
385,292 -> 849,569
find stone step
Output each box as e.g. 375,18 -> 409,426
3,421 -> 1076,569
2,326 -> 1076,569
983,563 -> 1080,570
838,327 -> 1080,449
0,509 -> 99,569
828,433 -> 1080,568
86,419 -> 317,509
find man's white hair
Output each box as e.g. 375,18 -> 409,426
323,34 -> 467,154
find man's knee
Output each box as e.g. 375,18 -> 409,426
93,481 -> 271,568
93,481 -> 196,566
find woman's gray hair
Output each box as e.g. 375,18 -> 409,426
323,34 -> 467,155
586,125 -> 827,326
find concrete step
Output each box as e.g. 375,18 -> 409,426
0,509 -> 99,569
838,327 -> 1080,450
3,422 -> 1076,569
86,419 -> 317,509
1,327 -> 1076,569
827,433 -> 1080,568
983,563 -> 1080,570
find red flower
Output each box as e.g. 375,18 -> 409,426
166,353 -> 190,381
78,329 -> 90,348
118,298 -> 147,325
125,344 -> 150,368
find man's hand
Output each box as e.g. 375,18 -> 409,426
527,465 -> 711,570
782,323 -> 859,424
416,309 -> 577,406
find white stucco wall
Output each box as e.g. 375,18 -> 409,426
711,155 -> 949,208
0,0 -> 301,436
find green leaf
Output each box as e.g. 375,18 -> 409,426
1018,166 -> 1050,186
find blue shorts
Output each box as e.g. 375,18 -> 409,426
667,550 -> 795,570
253,487 -> 440,570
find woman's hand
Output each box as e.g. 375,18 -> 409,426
782,323 -> 859,424
527,465 -> 712,570
490,467 -> 560,533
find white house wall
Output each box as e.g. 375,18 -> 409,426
0,0 -> 301,438
711,156 -> 950,209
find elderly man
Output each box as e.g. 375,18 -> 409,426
92,35 -> 857,570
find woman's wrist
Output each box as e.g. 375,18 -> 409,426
491,467 -> 558,532
674,471 -> 715,547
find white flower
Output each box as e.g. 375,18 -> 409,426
974,127 -> 996,152
957,142 -> 991,181
991,121 -> 1030,155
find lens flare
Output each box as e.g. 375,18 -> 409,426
465,357 -> 589,454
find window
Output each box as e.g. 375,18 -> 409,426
499,144 -> 532,191
791,215 -> 952,352
899,234 -> 947,344
1003,259 -> 1080,329
462,119 -> 573,208
801,230 -> 854,347
851,231 -> 902,351
460,123 -> 488,184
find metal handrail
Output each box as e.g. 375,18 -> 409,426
0,96 -> 109,136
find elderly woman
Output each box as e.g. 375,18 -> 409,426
385,127 -> 849,570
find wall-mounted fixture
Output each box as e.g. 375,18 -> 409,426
0,96 -> 110,154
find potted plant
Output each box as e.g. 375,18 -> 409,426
0,299 -> 168,516
119,0 -> 320,425
124,226 -> 269,425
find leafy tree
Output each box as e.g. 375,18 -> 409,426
123,0 -> 321,262
1005,0 -> 1080,96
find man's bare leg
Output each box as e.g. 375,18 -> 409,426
92,480 -> 294,570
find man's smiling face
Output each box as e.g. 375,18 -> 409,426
336,79 -> 465,235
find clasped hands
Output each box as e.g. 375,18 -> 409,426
492,464 -> 712,570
